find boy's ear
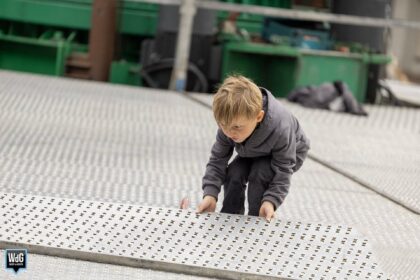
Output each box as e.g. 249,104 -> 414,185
257,110 -> 265,122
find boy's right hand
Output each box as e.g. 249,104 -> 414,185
196,195 -> 217,213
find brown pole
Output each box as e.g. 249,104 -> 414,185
89,0 -> 118,81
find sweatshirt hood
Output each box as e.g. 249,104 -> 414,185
235,87 -> 280,148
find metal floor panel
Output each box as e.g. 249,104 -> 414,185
0,71 -> 217,209
281,162 -> 420,280
304,127 -> 420,213
0,71 -> 419,279
283,103 -> 420,134
0,250 -> 215,280
0,192 -> 386,280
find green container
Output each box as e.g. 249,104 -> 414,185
222,42 -> 299,97
222,42 -> 391,102
296,52 -> 367,102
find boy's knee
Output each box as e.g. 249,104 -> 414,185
226,168 -> 246,186
248,157 -> 273,183
226,163 -> 243,177
293,150 -> 309,172
226,157 -> 250,182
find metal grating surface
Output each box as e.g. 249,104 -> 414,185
282,103 -> 420,214
303,127 -> 420,213
0,71 -> 216,208
0,71 -> 418,279
279,160 -> 420,280
0,192 -> 386,280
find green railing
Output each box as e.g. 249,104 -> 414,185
0,30 -> 75,76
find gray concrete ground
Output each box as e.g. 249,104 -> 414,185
1,250 -> 212,280
0,71 -> 419,279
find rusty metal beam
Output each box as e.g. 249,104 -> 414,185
89,0 -> 118,81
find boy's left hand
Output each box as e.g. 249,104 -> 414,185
259,201 -> 275,222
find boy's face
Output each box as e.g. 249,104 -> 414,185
219,110 -> 265,143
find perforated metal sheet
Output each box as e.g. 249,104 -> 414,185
0,192 -> 386,280
0,71 -> 216,208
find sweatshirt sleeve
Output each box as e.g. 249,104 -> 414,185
202,128 -> 234,201
262,126 -> 296,210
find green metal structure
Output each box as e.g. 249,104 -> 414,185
222,42 -> 390,102
0,0 -> 158,36
0,0 -> 291,82
0,0 -> 160,80
0,0 -> 289,36
0,0 -> 391,102
0,30 -> 75,76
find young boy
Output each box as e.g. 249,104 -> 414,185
196,75 -> 310,221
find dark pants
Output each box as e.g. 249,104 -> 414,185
221,151 -> 307,216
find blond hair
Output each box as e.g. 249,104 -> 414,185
213,75 -> 262,126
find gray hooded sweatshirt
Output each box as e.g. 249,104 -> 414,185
202,87 -> 310,210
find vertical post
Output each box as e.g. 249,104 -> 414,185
169,0 -> 196,92
55,41 -> 64,76
89,0 -> 118,81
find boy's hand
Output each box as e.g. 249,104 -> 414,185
196,195 -> 217,213
179,197 -> 190,210
259,201 -> 275,222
